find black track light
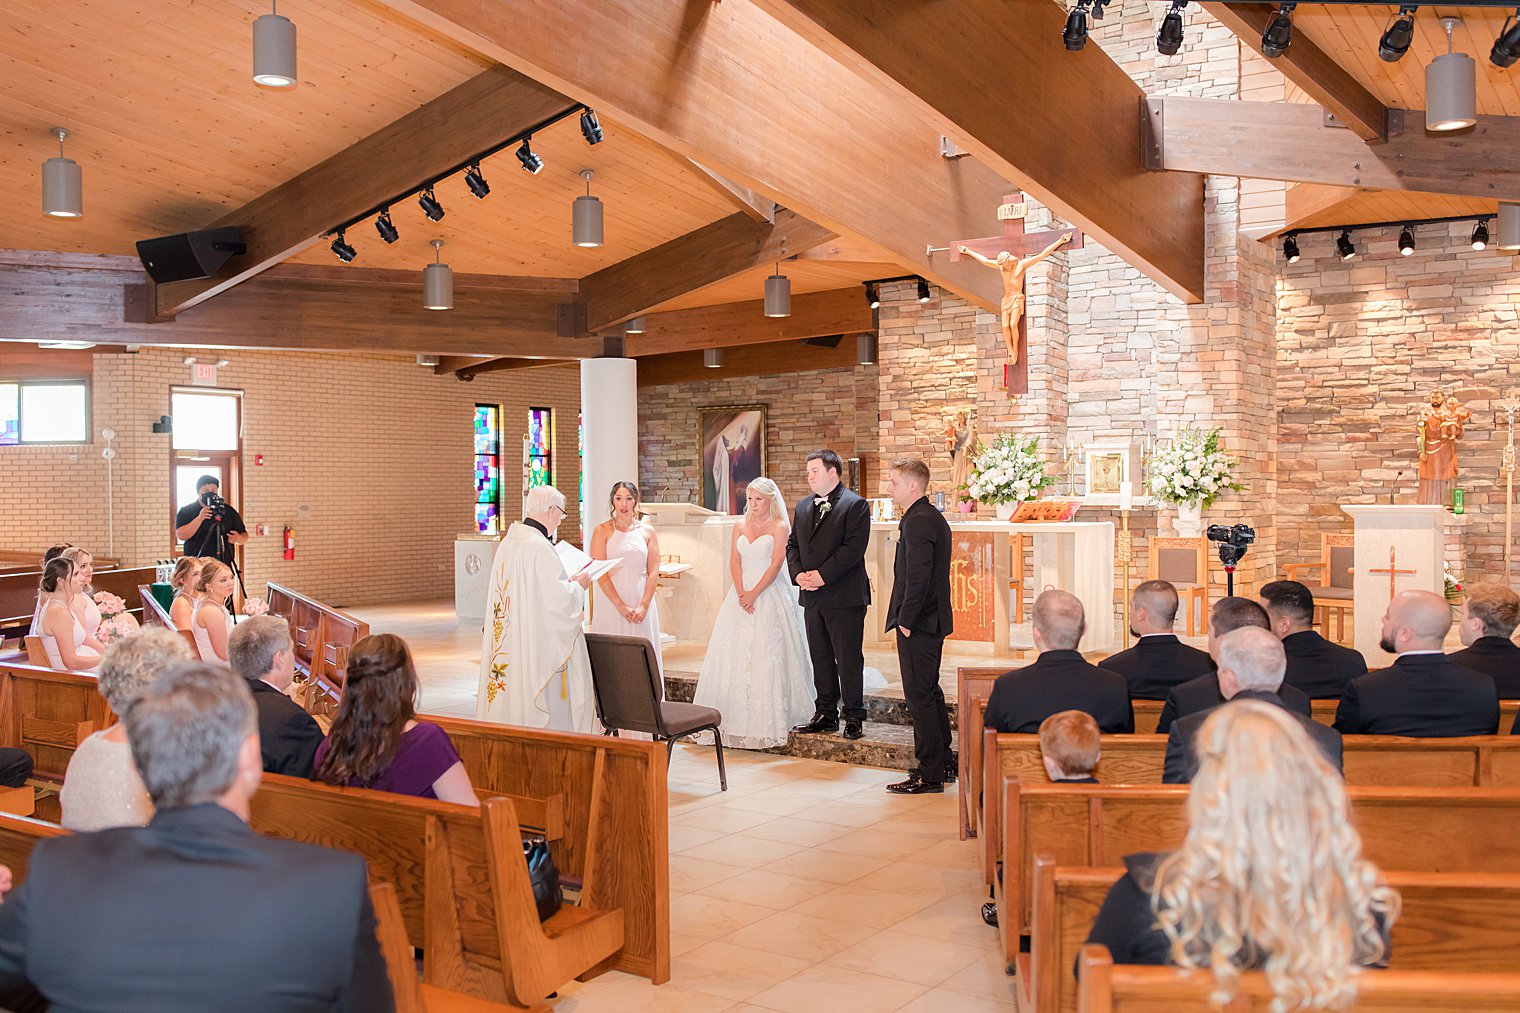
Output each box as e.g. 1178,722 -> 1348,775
1472,219 -> 1491,250
1063,3 -> 1091,51
374,208 -> 399,244
1398,226 -> 1416,255
1157,1 -> 1186,56
917,278 -> 931,303
1283,234 -> 1301,263
866,283 -> 881,310
516,137 -> 543,174
1494,11 -> 1520,68
1379,6 -> 1417,62
579,108 -> 604,145
464,161 -> 490,199
1336,230 -> 1356,260
418,186 -> 445,222
1261,2 -> 1295,58
330,230 -> 356,263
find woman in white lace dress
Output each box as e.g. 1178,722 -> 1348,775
692,478 -> 816,748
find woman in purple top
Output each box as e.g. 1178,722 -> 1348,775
313,633 -> 480,805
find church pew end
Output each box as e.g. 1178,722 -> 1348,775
370,881 -> 524,1013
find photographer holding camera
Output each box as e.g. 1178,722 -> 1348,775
175,475 -> 248,566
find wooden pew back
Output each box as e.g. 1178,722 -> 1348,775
1025,859 -> 1520,1013
0,812 -> 70,882
265,582 -> 368,709
138,585 -> 198,655
956,666 -> 1006,839
0,661 -> 111,782
0,565 -> 159,634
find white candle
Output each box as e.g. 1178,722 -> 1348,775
1118,482 -> 1134,511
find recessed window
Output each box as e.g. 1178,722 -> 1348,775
0,380 -> 89,444
171,390 -> 240,451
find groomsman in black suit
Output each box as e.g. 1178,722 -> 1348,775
1100,580 -> 1215,699
1335,590 -> 1499,736
882,458 -> 955,794
1258,580 -> 1367,698
788,449 -> 873,739
1451,584 -> 1520,697
983,590 -> 1134,734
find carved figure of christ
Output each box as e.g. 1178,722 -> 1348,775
957,232 -> 1072,366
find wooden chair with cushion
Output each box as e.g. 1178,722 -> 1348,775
1147,537 -> 1207,635
1284,532 -> 1355,644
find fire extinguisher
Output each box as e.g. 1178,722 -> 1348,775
283,526 -> 295,561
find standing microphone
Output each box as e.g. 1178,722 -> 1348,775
1392,470 -> 1406,504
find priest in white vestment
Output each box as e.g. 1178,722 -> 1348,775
476,485 -> 597,732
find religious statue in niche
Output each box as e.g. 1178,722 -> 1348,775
957,232 -> 1072,367
1417,389 -> 1471,508
945,409 -> 979,503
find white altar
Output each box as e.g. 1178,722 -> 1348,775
1012,520 -> 1117,652
1341,504 -> 1446,663
643,503 -> 739,642
453,533 -> 500,626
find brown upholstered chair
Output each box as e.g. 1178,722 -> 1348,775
1148,537 -> 1208,635
584,632 -> 727,790
1284,532 -> 1355,644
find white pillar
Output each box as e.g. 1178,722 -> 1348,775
579,358 -> 639,544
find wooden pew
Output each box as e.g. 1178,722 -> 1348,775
0,660 -> 109,784
1023,857 -> 1520,1013
998,783 -> 1520,951
138,584 -> 198,655
0,550 -> 119,569
0,812 -> 71,882
0,564 -> 158,636
370,881 -> 517,1013
956,666 -> 1005,839
1077,945 -> 1520,1012
265,582 -> 369,712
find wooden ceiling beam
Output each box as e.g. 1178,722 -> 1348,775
370,0 -> 1010,311
624,288 -> 873,357
1146,98 -> 1520,202
149,66 -> 577,319
577,209 -> 836,334
443,357 -> 566,380
636,337 -> 860,387
750,0 -> 1206,303
1199,2 -> 1390,142
683,159 -> 777,223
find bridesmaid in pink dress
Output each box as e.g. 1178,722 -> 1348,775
589,481 -> 664,672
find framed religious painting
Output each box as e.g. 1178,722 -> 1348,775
1084,443 -> 1134,498
698,405 -> 766,515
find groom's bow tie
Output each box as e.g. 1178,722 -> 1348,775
813,496 -> 830,507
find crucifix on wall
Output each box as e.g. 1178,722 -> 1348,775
1368,546 -> 1418,602
948,192 -> 1084,396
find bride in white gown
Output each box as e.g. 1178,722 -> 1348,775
692,477 -> 816,748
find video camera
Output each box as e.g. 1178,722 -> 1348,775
1206,524 -> 1255,596
200,490 -> 227,522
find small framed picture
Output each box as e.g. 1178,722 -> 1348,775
1084,444 -> 1133,497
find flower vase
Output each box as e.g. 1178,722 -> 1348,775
1173,501 -> 1204,538
995,502 -> 1017,522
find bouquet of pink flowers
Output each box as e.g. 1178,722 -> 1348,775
93,592 -> 136,644
243,597 -> 271,617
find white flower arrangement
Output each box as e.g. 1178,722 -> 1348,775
1146,426 -> 1243,509
966,434 -> 1053,506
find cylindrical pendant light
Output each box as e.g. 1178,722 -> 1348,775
423,239 -> 453,311
42,127 -> 82,218
764,268 -> 791,318
856,334 -> 878,365
704,348 -> 724,369
1426,17 -> 1477,132
1496,203 -> 1520,251
624,316 -> 646,334
572,169 -> 604,248
253,2 -> 297,88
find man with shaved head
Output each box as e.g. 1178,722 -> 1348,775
1100,580 -> 1215,699
1164,627 -> 1343,783
1334,589 -> 1499,736
982,590 -> 1133,735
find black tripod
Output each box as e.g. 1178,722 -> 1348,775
207,516 -> 249,622
1217,544 -> 1247,597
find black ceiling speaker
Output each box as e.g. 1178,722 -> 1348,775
135,227 -> 247,283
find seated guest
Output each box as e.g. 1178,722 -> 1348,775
1164,627 -> 1342,784
190,560 -> 236,664
1085,699 -> 1399,1006
168,555 -> 206,630
1100,580 -> 1214,699
1259,579 -> 1366,698
1451,583 -> 1520,696
62,546 -> 138,639
1335,590 -> 1499,736
1156,597 -> 1310,733
0,662 -> 394,1010
40,543 -> 71,566
314,634 -> 480,805
229,615 -> 325,778
1039,710 -> 1101,783
983,590 -> 1133,734
27,558 -> 101,670
60,628 -> 191,831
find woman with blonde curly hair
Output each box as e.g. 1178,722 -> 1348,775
1084,699 -> 1400,1012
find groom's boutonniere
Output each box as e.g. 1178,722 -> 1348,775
818,500 -> 832,518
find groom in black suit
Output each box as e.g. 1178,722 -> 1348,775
788,449 -> 872,739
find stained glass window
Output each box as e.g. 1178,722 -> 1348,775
474,404 -> 502,534
528,407 -> 553,490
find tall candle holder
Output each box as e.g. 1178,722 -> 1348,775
1117,482 -> 1135,649
1503,403 -> 1519,578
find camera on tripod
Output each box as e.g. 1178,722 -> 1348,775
1206,523 -> 1255,566
200,490 -> 227,521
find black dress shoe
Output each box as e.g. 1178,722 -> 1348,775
943,761 -> 959,782
887,776 -> 943,794
981,901 -> 999,927
792,712 -> 838,734
842,720 -> 864,740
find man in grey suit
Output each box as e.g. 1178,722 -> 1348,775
0,662 -> 393,1012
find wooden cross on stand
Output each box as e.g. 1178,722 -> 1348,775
1368,546 -> 1418,602
947,192 -> 1085,396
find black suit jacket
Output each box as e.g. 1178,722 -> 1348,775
1281,629 -> 1368,699
982,650 -> 1134,734
1164,689 -> 1343,783
1100,635 -> 1215,700
1334,653 -> 1500,736
786,484 -> 871,609
0,803 -> 393,1012
1156,672 -> 1312,734
250,679 -> 326,778
884,497 -> 952,637
1449,637 -> 1520,698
